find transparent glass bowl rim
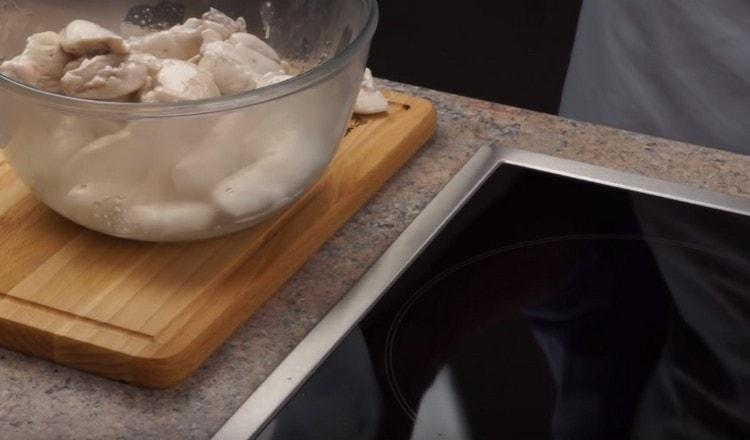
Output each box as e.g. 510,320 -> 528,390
0,0 -> 379,118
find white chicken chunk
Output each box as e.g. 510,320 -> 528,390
61,54 -> 150,99
171,113 -> 261,195
61,128 -> 144,187
2,114 -> 125,199
225,32 -> 280,62
210,136 -> 334,220
201,8 -> 247,39
127,52 -> 164,72
183,18 -> 203,29
200,29 -> 224,51
124,9 -> 245,62
198,40 -> 283,95
127,23 -> 203,60
139,59 -> 220,103
199,117 -> 337,221
354,68 -> 389,114
62,118 -> 213,201
129,202 -> 217,239
256,72 -> 293,88
64,179 -> 169,237
0,32 -> 71,92
197,42 -> 257,95
60,20 -> 128,57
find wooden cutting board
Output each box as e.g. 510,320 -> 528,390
0,91 -> 436,388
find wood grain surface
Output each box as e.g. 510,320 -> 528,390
0,91 -> 437,388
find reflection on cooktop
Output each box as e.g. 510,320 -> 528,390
257,166 -> 750,440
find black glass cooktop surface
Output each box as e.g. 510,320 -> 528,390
255,165 -> 750,440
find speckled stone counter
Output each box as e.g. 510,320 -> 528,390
2,80 -> 750,440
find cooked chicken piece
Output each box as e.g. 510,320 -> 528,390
63,117 -> 212,199
127,52 -> 164,72
129,202 -> 216,239
212,163 -> 292,220
64,177 -> 171,237
226,32 -> 280,62
210,128 -> 335,220
256,71 -> 293,88
65,181 -> 137,222
139,59 -> 220,102
201,8 -> 247,39
0,32 -> 71,92
197,42 -> 257,95
183,18 -> 203,29
198,40 -> 282,95
60,54 -> 151,99
200,29 -> 224,50
60,20 -> 128,56
60,127 -> 144,192
354,68 -> 389,114
68,181 -> 216,241
172,113 -> 260,195
127,23 -> 202,60
128,7 -> 244,59
2,113 -> 125,198
62,58 -> 84,74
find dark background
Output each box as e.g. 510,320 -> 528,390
368,0 -> 583,114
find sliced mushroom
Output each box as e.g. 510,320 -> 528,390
61,54 -> 150,100
354,68 -> 389,115
60,20 -> 128,56
127,23 -> 202,60
0,32 -> 72,92
139,59 -> 220,102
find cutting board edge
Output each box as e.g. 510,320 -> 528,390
0,91 -> 438,388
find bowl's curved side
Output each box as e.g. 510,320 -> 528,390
0,0 -> 379,118
0,0 -> 377,242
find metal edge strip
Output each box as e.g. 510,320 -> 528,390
212,146 -> 750,440
495,148 -> 750,217
212,146 -> 498,440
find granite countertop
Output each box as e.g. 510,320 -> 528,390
3,80 -> 750,440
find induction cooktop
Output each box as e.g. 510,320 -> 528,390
215,147 -> 750,440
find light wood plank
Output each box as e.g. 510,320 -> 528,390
0,92 -> 437,388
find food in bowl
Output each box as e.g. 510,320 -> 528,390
0,8 -> 387,109
0,2 -> 385,241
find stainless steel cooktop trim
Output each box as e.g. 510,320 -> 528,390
212,146 -> 750,440
496,148 -> 750,217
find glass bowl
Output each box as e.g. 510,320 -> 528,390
0,0 -> 378,241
